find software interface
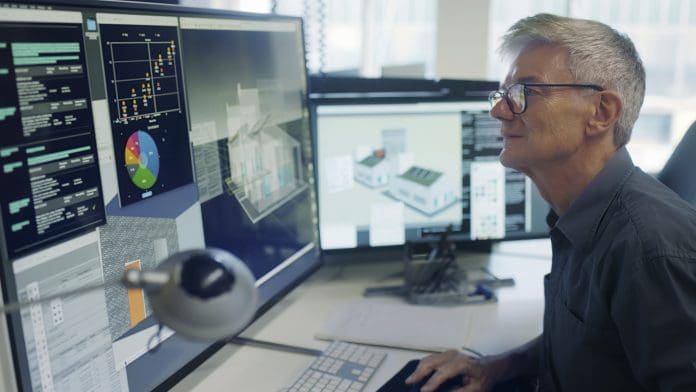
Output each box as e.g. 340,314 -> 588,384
315,101 -> 548,250
0,2 -> 318,391
99,16 -> 194,207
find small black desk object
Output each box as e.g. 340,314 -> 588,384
379,360 -> 538,392
377,359 -> 464,392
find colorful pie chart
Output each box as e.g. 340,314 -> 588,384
125,130 -> 160,190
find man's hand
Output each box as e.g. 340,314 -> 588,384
405,350 -> 502,392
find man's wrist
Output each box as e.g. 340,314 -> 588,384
479,354 -> 511,384
480,349 -> 536,384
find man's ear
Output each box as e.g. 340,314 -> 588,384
587,91 -> 622,137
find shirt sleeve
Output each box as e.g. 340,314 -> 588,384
611,254 -> 696,391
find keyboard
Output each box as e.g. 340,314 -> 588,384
286,341 -> 387,392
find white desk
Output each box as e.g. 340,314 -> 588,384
171,239 -> 551,391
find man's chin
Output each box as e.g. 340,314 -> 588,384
499,151 -> 522,170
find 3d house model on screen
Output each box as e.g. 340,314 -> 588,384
390,166 -> 458,216
354,127 -> 458,216
225,83 -> 306,223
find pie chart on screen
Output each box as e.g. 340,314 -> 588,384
125,130 -> 160,190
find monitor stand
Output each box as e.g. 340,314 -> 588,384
363,228 -> 512,305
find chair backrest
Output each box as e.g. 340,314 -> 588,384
657,119 -> 696,206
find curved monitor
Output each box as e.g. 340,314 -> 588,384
0,1 -> 319,390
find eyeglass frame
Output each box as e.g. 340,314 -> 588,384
488,82 -> 604,114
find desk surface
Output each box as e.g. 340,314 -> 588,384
171,239 -> 552,391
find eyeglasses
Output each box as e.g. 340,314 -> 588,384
488,82 -> 604,114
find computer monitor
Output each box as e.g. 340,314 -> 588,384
311,93 -> 549,251
0,1 -> 319,391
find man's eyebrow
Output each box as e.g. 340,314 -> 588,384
502,76 -> 543,88
518,76 -> 543,83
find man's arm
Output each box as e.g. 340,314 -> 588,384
484,335 -> 541,383
406,335 -> 541,392
612,255 -> 696,390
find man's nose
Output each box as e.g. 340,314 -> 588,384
490,98 -> 514,121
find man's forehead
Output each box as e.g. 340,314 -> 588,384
503,44 -> 571,85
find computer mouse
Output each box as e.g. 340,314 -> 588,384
377,359 -> 465,392
406,372 -> 465,392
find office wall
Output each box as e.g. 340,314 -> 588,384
436,0 -> 490,80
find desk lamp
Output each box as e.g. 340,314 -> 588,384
1,248 -> 258,341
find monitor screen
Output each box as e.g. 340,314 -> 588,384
313,99 -> 549,250
0,1 -> 319,391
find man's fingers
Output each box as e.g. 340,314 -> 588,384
404,366 -> 430,384
405,360 -> 438,384
419,357 -> 478,392
405,351 -> 459,384
420,368 -> 464,392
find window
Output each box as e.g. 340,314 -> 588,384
273,0 -> 436,77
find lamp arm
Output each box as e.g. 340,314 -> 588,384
0,280 -> 115,315
0,269 -> 170,315
121,269 -> 170,293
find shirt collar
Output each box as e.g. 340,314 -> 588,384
552,147 -> 635,249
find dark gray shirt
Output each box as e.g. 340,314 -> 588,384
539,147 -> 696,391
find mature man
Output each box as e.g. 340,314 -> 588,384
406,13 -> 696,392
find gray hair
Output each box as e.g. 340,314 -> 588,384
499,13 -> 645,147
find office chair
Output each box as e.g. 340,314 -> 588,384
657,119 -> 696,206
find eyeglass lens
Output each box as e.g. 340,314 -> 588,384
489,84 -> 526,114
508,84 -> 525,113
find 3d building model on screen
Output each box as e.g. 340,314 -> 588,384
224,83 -> 307,223
389,166 -> 458,216
354,128 -> 406,188
353,128 -> 458,216
354,150 -> 389,187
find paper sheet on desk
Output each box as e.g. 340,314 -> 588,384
463,299 -> 544,354
315,301 -> 473,353
315,299 -> 543,355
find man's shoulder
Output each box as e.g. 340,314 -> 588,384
615,168 -> 696,258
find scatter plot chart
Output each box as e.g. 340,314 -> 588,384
107,39 -> 181,122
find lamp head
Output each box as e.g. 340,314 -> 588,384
123,248 -> 258,341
